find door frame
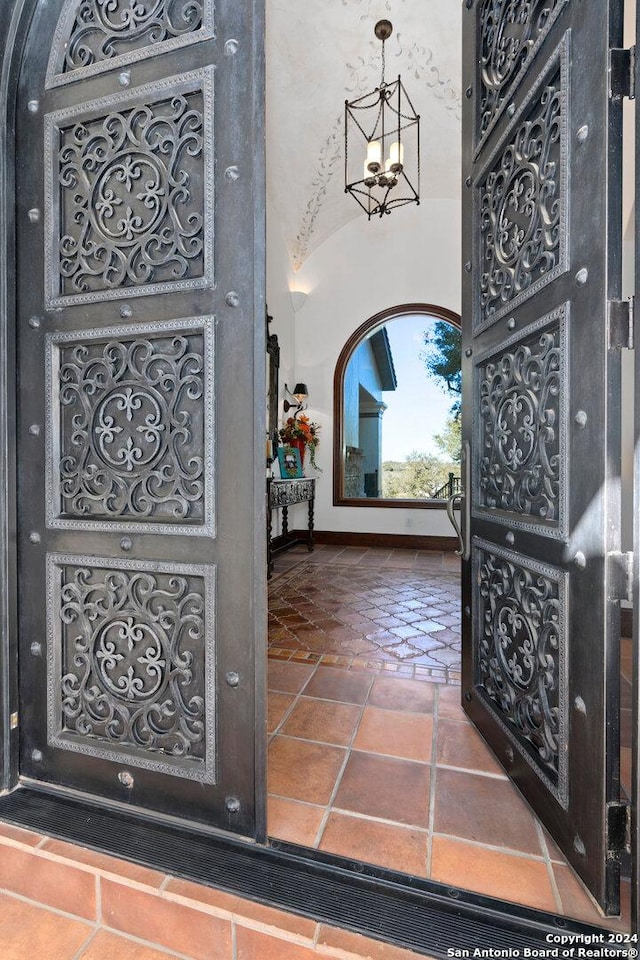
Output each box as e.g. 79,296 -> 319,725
0,0 -> 632,951
0,0 -> 23,796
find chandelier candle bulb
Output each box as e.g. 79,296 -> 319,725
389,141 -> 404,172
366,139 -> 382,173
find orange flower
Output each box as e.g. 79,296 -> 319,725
279,415 -> 322,470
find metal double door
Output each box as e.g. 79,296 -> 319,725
462,0 -> 630,918
14,0 -> 265,837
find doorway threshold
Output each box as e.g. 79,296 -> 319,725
0,784 -> 623,958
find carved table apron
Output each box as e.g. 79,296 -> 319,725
267,478 -> 315,578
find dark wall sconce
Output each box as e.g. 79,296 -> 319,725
284,383 -> 309,415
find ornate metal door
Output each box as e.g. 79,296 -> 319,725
462,1 -> 625,913
14,0 -> 265,836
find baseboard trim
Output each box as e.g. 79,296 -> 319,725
291,529 -> 459,552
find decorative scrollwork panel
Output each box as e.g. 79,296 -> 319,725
477,0 -> 565,148
46,317 -> 215,535
474,305 -> 568,539
46,0 -> 214,89
474,39 -> 568,332
45,69 -> 214,307
473,540 -> 567,806
269,479 -> 315,507
47,554 -> 216,783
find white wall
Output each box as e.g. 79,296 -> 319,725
266,194 -> 297,536
275,197 -> 461,538
266,193 -> 297,399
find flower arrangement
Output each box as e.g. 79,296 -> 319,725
279,415 -> 322,471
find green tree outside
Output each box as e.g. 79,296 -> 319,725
421,321 -> 462,419
382,451 -> 458,499
433,416 -> 461,463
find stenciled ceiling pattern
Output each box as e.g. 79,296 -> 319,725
266,0 -> 461,270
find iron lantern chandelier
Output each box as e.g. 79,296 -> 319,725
344,20 -> 420,219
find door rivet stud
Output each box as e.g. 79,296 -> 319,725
118,771 -> 134,788
575,267 -> 589,286
464,605 -> 471,617
120,537 -> 133,552
226,796 -> 241,813
465,176 -> 472,188
506,102 -> 516,117
574,696 -> 587,715
30,641 -> 41,656
576,125 -> 589,143
506,317 -> 516,331
27,99 -> 39,113
29,316 -> 41,329
464,691 -> 472,702
505,746 -> 514,763
465,347 -> 472,358
505,531 -> 515,546
225,291 -> 240,307
464,261 -> 472,273
573,551 -> 587,570
120,304 -> 132,318
225,166 -> 240,182
29,424 -> 41,436
574,410 -> 588,428
31,749 -> 42,762
28,208 -> 40,223
225,39 -> 239,56
118,71 -> 131,87
29,531 -> 41,544
465,86 -> 472,99
225,671 -> 240,688
574,836 -> 586,857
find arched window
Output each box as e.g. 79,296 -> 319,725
333,303 -> 461,508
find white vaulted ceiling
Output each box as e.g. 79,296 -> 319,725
266,0 -> 462,271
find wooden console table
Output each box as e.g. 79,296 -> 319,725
267,477 -> 315,578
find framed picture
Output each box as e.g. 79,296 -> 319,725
277,445 -> 303,479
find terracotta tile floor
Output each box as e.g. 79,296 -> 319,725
267,544 -> 631,932
268,545 -> 461,683
0,893 -> 204,960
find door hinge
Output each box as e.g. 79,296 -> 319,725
609,46 -> 636,100
609,551 -> 634,603
607,298 -> 634,350
607,802 -> 631,859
